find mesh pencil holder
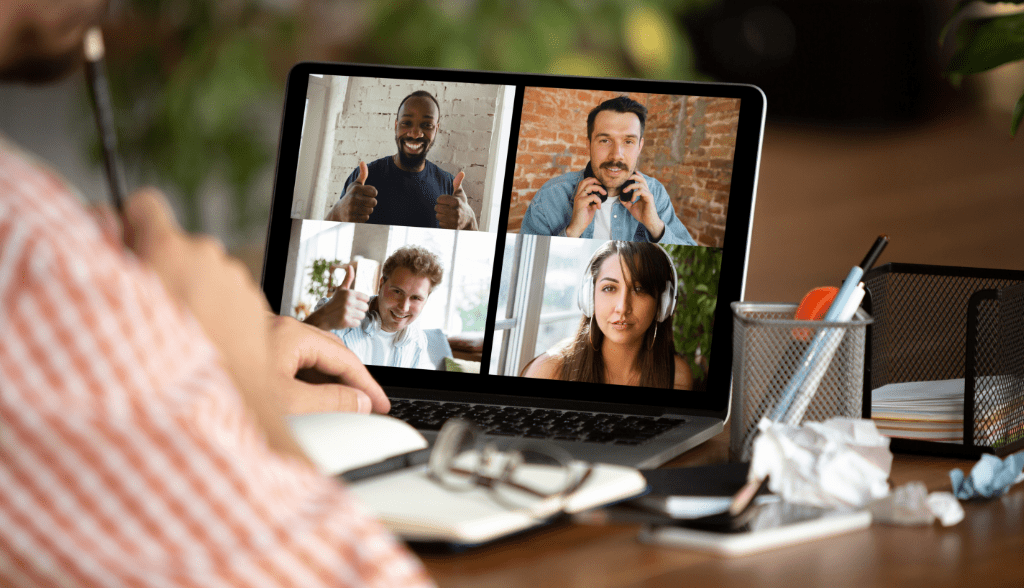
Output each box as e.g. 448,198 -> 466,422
863,263 -> 1024,457
729,302 -> 873,462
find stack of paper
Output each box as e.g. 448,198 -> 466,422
870,379 -> 964,442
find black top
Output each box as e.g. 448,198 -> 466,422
340,156 -> 454,229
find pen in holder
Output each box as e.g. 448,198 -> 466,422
729,302 -> 873,462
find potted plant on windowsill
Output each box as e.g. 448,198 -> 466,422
944,0 -> 1024,137
294,257 -> 344,320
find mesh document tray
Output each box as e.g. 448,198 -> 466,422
863,263 -> 1024,457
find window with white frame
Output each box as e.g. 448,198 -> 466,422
491,235 -> 603,376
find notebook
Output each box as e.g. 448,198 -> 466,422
288,411 -> 648,545
348,459 -> 646,545
261,62 -> 766,468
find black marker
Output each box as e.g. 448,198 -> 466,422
83,27 -> 128,214
859,234 -> 889,273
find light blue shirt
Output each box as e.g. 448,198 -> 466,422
329,298 -> 434,370
519,170 -> 697,245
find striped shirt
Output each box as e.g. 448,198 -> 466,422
0,137 -> 434,588
329,299 -> 433,371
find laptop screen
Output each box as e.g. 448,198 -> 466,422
262,62 -> 765,417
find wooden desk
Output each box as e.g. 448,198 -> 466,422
419,428 -> 1024,588
416,114 -> 1024,586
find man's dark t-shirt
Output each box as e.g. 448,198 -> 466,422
340,156 -> 454,229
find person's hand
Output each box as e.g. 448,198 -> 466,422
302,264 -> 371,331
124,188 -> 271,393
123,188 -> 311,463
269,315 -> 390,414
326,161 -> 377,222
435,170 -> 478,230
88,203 -> 125,248
621,174 -> 665,241
565,177 -> 606,238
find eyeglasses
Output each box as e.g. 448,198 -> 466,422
427,419 -> 594,516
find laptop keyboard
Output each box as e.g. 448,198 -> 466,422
388,399 -> 684,446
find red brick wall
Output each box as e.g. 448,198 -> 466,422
509,87 -> 740,248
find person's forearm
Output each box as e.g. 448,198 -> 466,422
565,218 -> 586,238
325,200 -> 344,222
239,380 -> 315,466
463,214 -> 479,231
303,307 -> 329,329
648,218 -> 666,242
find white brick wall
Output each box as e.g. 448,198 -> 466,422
327,77 -> 501,221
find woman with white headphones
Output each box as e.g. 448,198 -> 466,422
521,241 -> 693,390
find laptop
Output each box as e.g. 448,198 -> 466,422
261,62 -> 765,469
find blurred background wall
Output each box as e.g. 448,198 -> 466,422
1,0 -> 1022,303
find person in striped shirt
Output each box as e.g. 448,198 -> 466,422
0,1 -> 434,586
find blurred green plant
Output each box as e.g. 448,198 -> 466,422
88,0 -> 297,236
85,0 -> 714,239
666,245 -> 721,390
357,0 -> 713,80
943,0 -> 1024,137
307,257 -> 345,302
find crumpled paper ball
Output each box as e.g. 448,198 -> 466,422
950,452 -> 1024,500
749,417 -> 893,510
866,481 -> 964,527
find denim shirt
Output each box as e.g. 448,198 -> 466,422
519,170 -> 697,245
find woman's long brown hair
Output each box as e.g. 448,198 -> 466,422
558,241 -> 676,389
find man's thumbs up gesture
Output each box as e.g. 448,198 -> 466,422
303,263 -> 371,331
435,170 -> 479,230
326,161 -> 378,222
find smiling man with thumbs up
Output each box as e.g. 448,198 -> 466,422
304,246 -> 445,371
326,90 -> 478,231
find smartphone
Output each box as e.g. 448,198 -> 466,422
638,502 -> 872,557
583,161 -> 637,203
